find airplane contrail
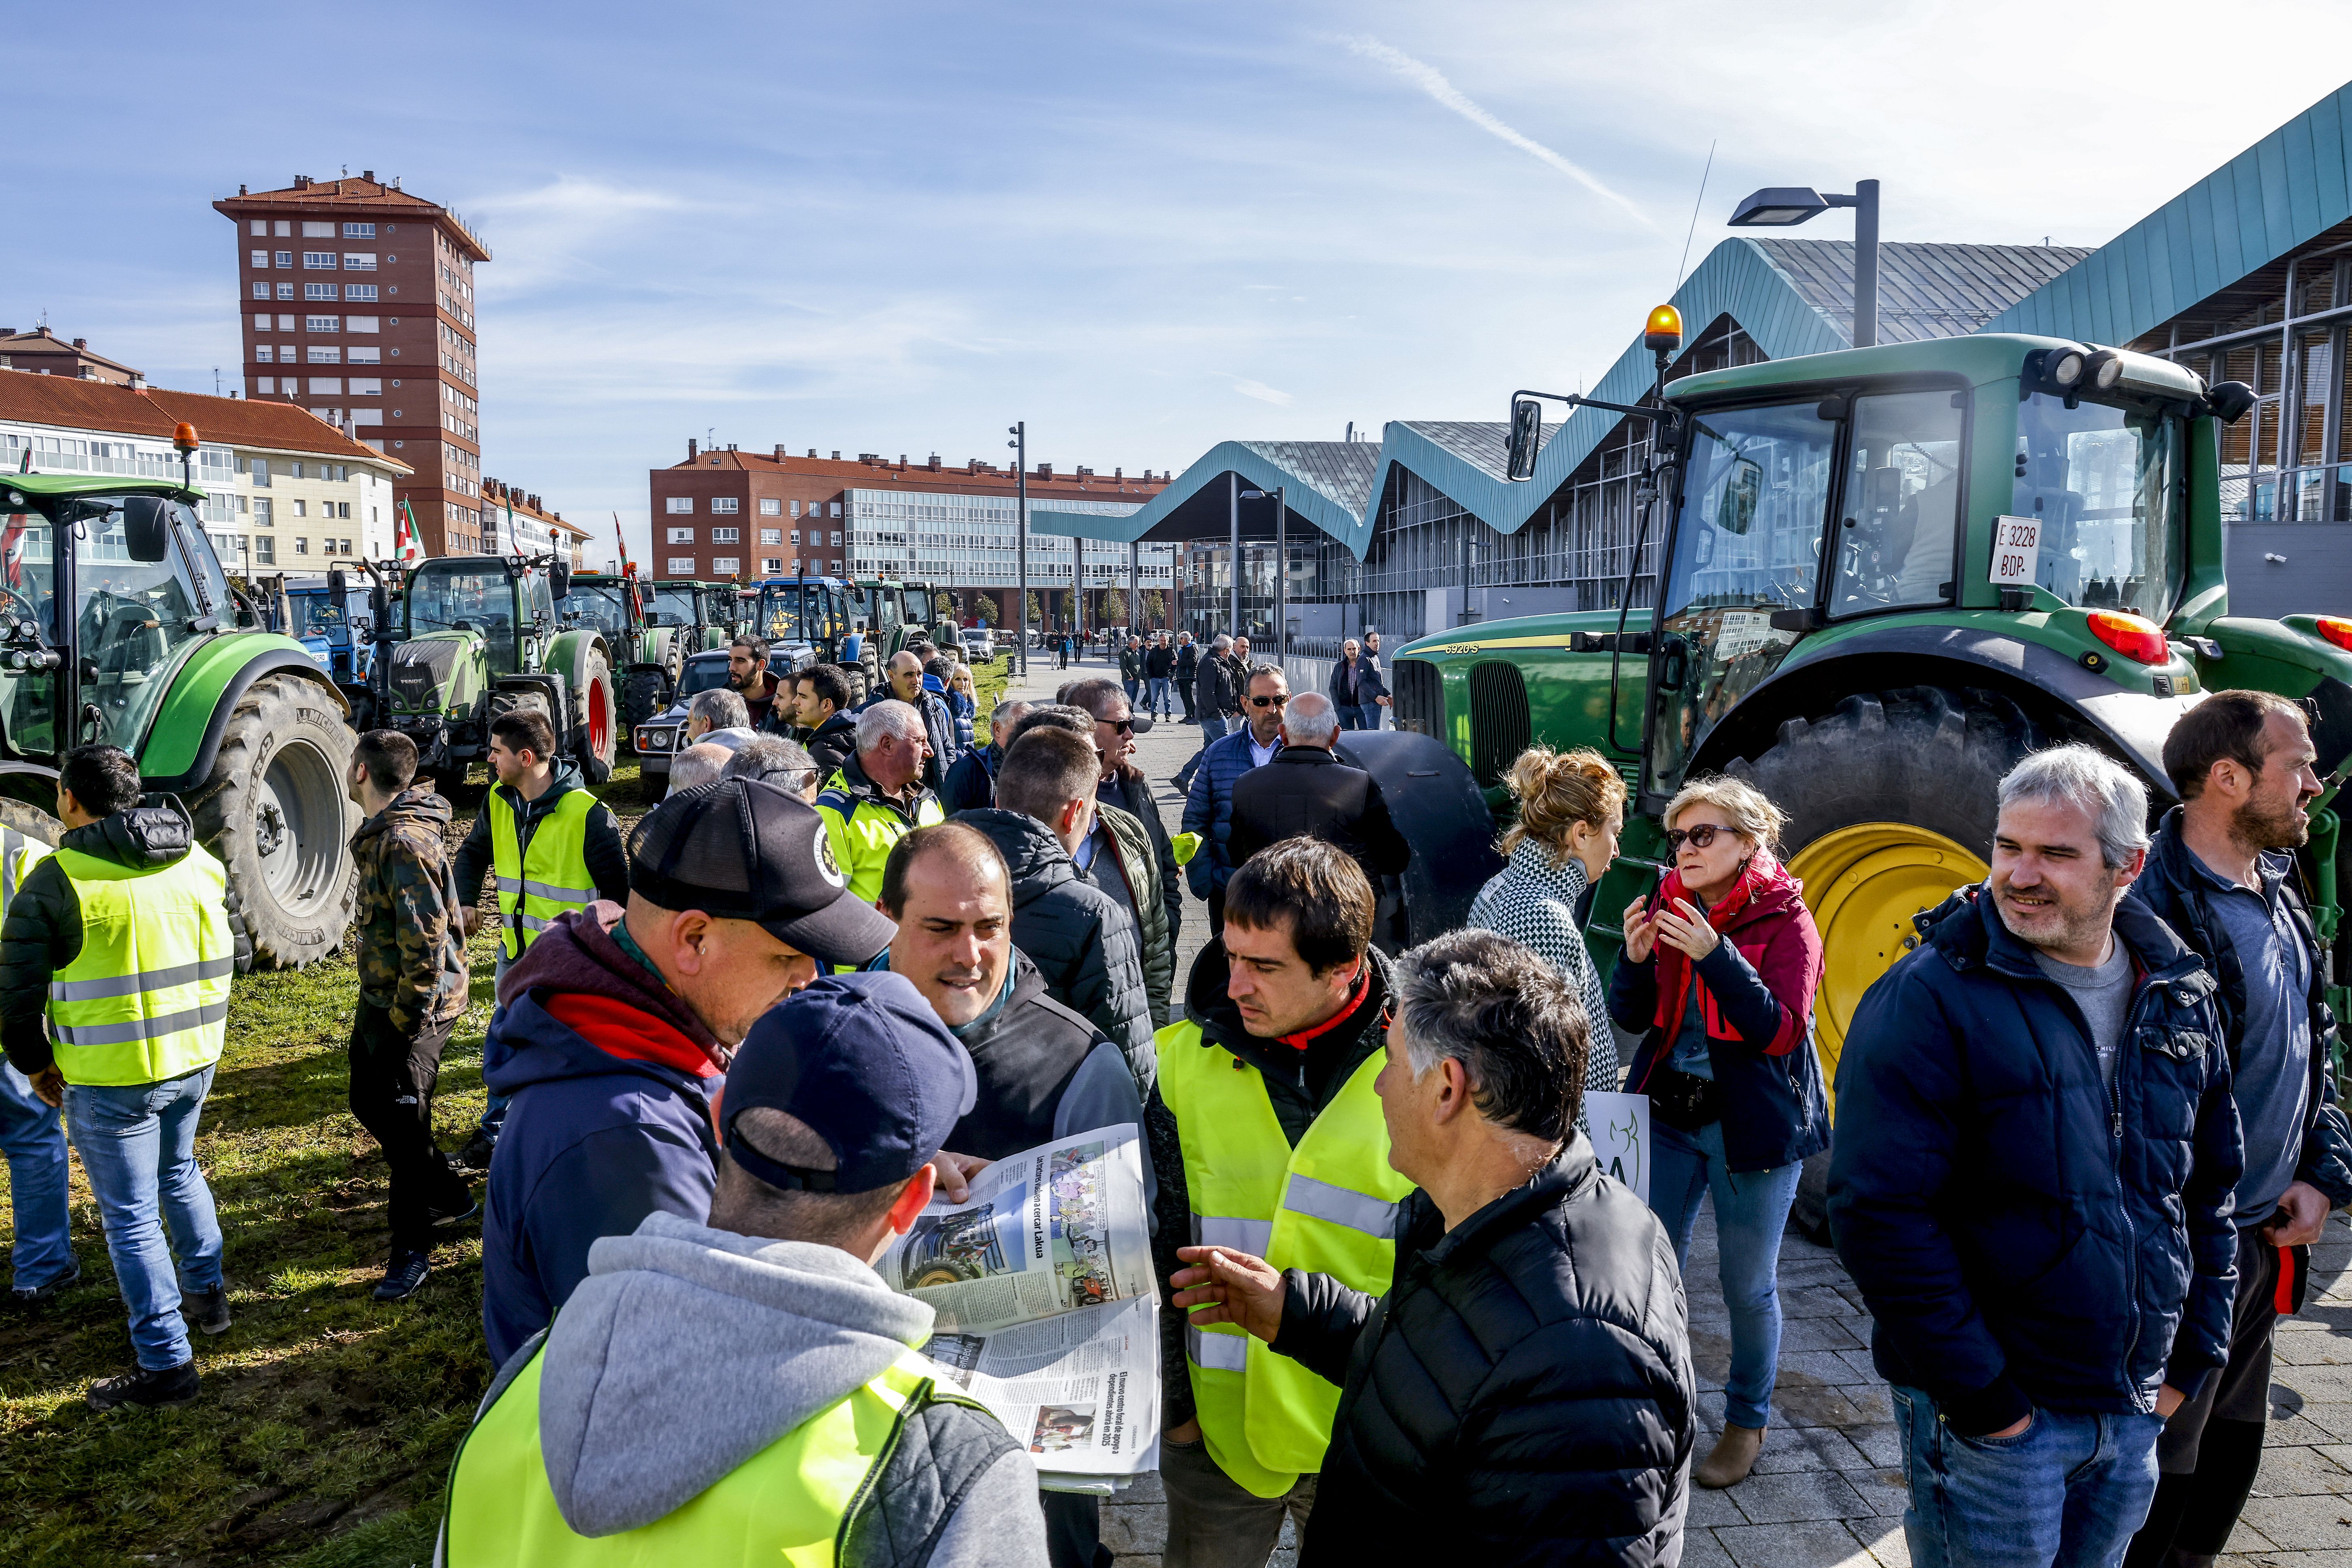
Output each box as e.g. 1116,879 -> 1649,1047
1345,36 -> 1655,229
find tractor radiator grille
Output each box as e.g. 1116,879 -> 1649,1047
389,641 -> 459,711
1390,658 -> 1442,739
1468,661 -> 1531,787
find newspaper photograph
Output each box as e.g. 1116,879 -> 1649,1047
886,1125 -> 1153,1333
882,1125 -> 1161,1481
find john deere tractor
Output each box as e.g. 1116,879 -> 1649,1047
0,466 -> 361,968
382,554 -> 616,787
1400,320 -> 2352,1085
646,579 -> 741,656
558,571 -> 684,737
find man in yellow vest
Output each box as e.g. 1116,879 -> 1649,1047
0,745 -> 243,1410
816,699 -> 943,910
440,970 -> 1049,1566
0,814 -> 74,1308
1146,839 -> 1409,1567
450,708 -> 628,1169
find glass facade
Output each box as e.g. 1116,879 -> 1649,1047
845,488 -> 1172,590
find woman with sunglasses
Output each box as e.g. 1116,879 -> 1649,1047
1608,775 -> 1827,1491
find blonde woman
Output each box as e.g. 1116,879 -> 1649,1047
1610,774 -> 1826,1490
1467,746 -> 1624,1093
945,662 -> 978,752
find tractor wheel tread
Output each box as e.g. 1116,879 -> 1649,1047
190,672 -> 359,971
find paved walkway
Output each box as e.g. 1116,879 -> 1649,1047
993,648 -> 2352,1568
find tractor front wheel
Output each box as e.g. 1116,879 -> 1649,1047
621,671 -> 668,740
191,673 -> 360,970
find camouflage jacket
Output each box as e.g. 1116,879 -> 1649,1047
352,786 -> 469,1033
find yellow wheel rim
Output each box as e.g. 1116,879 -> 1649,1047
1788,822 -> 1987,1118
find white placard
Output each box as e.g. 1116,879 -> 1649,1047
1585,1091 -> 1651,1206
1991,514 -> 2042,586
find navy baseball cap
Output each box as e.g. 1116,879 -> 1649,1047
722,971 -> 978,1194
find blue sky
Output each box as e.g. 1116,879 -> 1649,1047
12,0 -> 2352,563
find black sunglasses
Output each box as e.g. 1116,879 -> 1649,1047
1106,718 -> 1134,735
1249,694 -> 1287,708
1664,823 -> 1730,851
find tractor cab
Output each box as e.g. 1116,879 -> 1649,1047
647,579 -> 737,652
754,575 -> 874,692
404,556 -> 555,679
555,573 -> 638,648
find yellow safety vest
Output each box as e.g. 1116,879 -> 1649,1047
1157,1018 -> 1414,1498
490,787 -> 600,961
814,774 -> 943,906
44,843 -> 234,1087
441,1344 -> 980,1566
0,825 -> 50,911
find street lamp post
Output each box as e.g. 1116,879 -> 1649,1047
1227,473 -> 1239,640
1008,422 -> 1028,675
1727,178 -> 1880,349
1272,484 -> 1286,664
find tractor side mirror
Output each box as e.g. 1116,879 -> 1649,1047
1505,398 -> 1542,482
121,495 -> 173,562
550,560 -> 572,600
328,569 -> 349,607
370,581 -> 390,633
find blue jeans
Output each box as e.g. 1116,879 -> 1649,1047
1891,1384 -> 2164,1568
1336,704 -> 1371,730
1,1062 -> 74,1291
66,1065 -> 224,1370
1649,1116 -> 1801,1428
480,945 -> 514,1135
1147,677 -> 1172,717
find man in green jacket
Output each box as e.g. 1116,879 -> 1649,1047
450,709 -> 630,1169
0,744 -> 246,1410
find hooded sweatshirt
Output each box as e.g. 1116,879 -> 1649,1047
479,902 -> 727,1366
448,1210 -> 1047,1566
0,794 -> 250,1076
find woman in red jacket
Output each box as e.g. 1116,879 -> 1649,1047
1609,775 -> 1826,1491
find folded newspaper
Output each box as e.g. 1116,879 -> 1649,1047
881,1123 -> 1161,1493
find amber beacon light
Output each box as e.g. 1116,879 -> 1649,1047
1645,305 -> 1685,354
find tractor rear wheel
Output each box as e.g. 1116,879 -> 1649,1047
191,673 -> 360,970
1728,686 -> 2045,1085
571,650 -> 616,785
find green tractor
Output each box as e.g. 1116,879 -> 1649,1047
1398,320 -> 2352,1085
0,467 -> 361,968
857,576 -> 959,662
647,579 -> 742,657
382,554 -> 617,788
556,571 -> 685,737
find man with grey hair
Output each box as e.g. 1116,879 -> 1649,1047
1226,689 -> 1408,891
1831,744 -> 2241,1568
1167,925 -> 1695,1562
684,687 -> 750,742
722,735 -> 822,801
667,741 -> 735,793
941,699 -> 1030,816
814,700 -> 943,905
1175,634 -> 1242,795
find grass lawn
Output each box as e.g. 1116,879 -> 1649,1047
0,656 -> 1014,1565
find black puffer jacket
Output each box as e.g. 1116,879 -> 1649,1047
959,808 -> 1155,1087
1274,1143 -> 1694,1567
1,796 -> 254,1076
802,711 -> 859,781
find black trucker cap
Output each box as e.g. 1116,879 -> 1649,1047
722,971 -> 978,1193
626,778 -> 897,968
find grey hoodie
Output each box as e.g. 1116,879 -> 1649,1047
442,1209 -> 1047,1566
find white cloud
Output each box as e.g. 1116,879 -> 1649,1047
1341,35 -> 1653,229
1225,377 -> 1295,406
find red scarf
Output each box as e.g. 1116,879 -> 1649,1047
1277,960 -> 1372,1052
1647,852 -> 1775,1038
545,992 -> 722,1079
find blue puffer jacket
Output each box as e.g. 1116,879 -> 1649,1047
1828,887 -> 2241,1435
1180,727 -> 1279,900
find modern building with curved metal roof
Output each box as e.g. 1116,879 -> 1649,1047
1039,79 -> 2352,642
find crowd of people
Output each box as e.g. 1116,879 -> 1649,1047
0,617 -> 2341,1568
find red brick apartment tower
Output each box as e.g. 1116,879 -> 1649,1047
214,173 -> 490,556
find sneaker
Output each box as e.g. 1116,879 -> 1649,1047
88,1360 -> 199,1410
456,1128 -> 498,1172
8,1265 -> 80,1307
181,1283 -> 232,1336
374,1251 -> 431,1302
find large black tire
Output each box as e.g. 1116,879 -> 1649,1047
571,650 -> 616,785
1730,686 -> 2052,1242
189,673 -> 360,970
621,671 -> 667,741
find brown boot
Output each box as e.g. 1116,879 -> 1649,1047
1693,1423 -> 1766,1488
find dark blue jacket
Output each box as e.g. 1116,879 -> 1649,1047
1180,726 -> 1278,900
2127,807 -> 2352,1208
1828,888 -> 2241,1435
941,742 -> 1002,816
479,924 -> 722,1368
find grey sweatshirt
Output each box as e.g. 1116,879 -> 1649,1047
441,1209 -> 1047,1565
